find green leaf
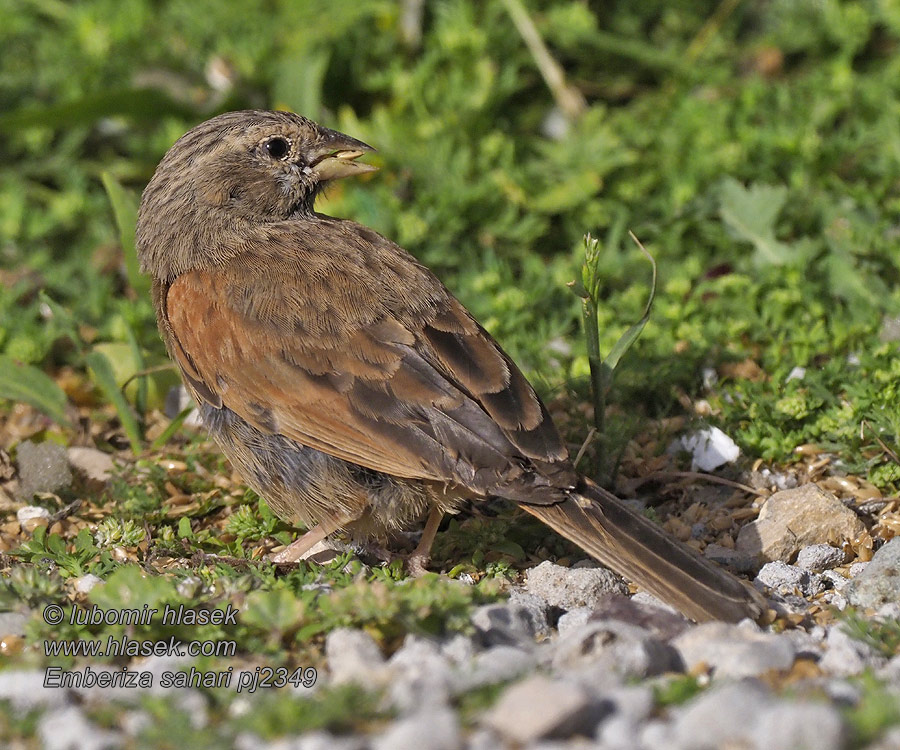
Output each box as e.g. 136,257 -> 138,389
0,355 -> 71,427
718,178 -> 799,266
177,516 -> 193,538
85,350 -> 143,454
242,589 -> 305,634
0,89 -> 196,132
602,232 -> 657,373
101,172 -> 147,298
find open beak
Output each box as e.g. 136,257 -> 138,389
309,129 -> 377,181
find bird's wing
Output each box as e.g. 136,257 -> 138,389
158,219 -> 571,498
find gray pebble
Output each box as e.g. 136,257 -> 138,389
525,561 -> 627,611
796,544 -> 846,572
484,675 -> 600,743
556,607 -> 592,636
0,670 -> 67,710
16,440 -> 72,499
387,635 -> 454,712
371,707 -> 462,750
38,706 -> 122,750
818,625 -> 887,677
0,611 -> 28,636
673,622 -> 795,678
672,680 -> 772,749
456,645 -> 536,692
846,539 -> 900,609
752,701 -> 847,750
755,560 -> 826,597
325,628 -> 386,685
865,725 -> 900,750
471,597 -> 548,648
551,620 -> 681,678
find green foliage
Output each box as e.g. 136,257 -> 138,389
844,674 -> 900,746
841,611 -> 900,659
0,355 -> 71,427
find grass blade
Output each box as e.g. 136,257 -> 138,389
0,356 -> 71,427
86,351 -> 143,454
101,172 -> 147,297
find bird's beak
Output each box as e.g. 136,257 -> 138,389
309,129 -> 377,181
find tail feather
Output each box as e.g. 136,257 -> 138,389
520,478 -> 765,623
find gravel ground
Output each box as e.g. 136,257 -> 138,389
4,482 -> 900,749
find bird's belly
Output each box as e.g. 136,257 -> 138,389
198,403 -> 449,539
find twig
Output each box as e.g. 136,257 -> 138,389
500,0 -> 586,120
628,470 -> 768,497
573,427 -> 597,469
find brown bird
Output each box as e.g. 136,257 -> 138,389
136,110 -> 764,623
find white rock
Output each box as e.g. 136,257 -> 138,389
72,574 -> 104,594
325,628 -> 386,686
38,706 -> 121,750
846,538 -> 900,609
17,505 -> 50,524
484,675 -> 596,743
672,680 -> 772,749
673,622 -> 795,678
676,427 -> 740,471
67,446 -> 115,484
755,561 -> 825,597
525,561 -> 627,610
818,625 -> 887,677
796,543 -> 846,572
752,701 -> 847,750
371,707 -> 462,750
551,620 -> 680,678
556,607 -> 592,635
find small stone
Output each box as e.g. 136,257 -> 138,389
846,538 -> 900,609
72,574 -> 103,594
672,680 -> 772,749
822,570 -> 852,591
551,620 -> 681,678
676,427 -> 740,471
38,706 -> 121,750
796,543 -> 846,572
867,726 -> 900,750
848,561 -> 869,577
371,707 -> 462,750
325,628 -> 386,685
755,561 -> 826,597
484,675 -> 598,743
67,446 -> 115,485
15,440 -> 72,500
736,484 -> 865,563
456,645 -> 535,693
16,505 -> 50,521
673,622 -> 795,678
752,701 -> 847,750
525,561 -> 627,611
556,607 -> 592,635
587,594 -> 690,641
471,598 -> 548,648
0,611 -> 28,636
387,636 -> 454,712
818,625 -> 887,677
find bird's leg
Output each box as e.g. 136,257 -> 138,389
406,506 -> 444,577
270,514 -> 351,563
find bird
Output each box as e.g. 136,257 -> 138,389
136,110 -> 765,623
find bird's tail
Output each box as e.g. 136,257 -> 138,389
519,477 -> 766,623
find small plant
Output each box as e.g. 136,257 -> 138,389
841,610 -> 900,658
571,230 -> 656,475
93,517 -> 146,548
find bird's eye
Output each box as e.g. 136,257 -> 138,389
264,137 -> 291,160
